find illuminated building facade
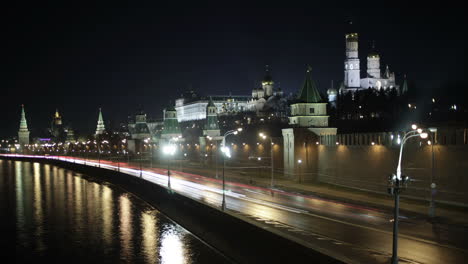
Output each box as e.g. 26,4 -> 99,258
341,32 -> 398,93
18,105 -> 30,146
95,108 -> 106,135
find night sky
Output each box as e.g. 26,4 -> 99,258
2,3 -> 466,138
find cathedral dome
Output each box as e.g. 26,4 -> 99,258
327,88 -> 338,95
263,65 -> 273,83
368,51 -> 379,58
368,41 -> 380,58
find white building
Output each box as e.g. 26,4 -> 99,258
342,32 -> 398,93
175,94 -> 252,122
174,66 -> 285,123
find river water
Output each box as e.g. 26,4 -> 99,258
0,160 -> 229,263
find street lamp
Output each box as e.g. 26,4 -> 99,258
137,152 -> 142,177
259,133 -> 275,188
428,127 -> 437,218
163,142 -> 176,189
220,128 -> 242,210
207,136 -> 219,179
389,124 -> 428,264
297,159 -> 302,183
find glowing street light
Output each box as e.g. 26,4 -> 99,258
163,143 -> 177,189
220,128 -> 242,210
259,132 -> 275,188
390,125 -> 428,264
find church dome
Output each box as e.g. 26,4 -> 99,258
368,51 -> 379,58
368,41 -> 380,58
327,88 -> 338,95
263,65 -> 273,83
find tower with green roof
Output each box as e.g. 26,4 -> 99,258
288,67 -> 329,127
161,104 -> 182,140
282,67 -> 337,176
18,105 -> 30,146
401,75 -> 408,95
95,108 -> 106,135
203,97 -> 220,137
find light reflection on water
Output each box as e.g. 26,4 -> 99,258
1,160 -> 227,263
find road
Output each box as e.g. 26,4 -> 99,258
5,154 -> 467,263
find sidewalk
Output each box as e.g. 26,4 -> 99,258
173,163 -> 468,227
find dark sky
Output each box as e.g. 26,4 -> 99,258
2,3 -> 467,138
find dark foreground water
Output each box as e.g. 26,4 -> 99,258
0,160 -> 229,263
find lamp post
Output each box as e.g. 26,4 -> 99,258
390,125 -> 428,264
117,151 -> 120,172
220,128 -> 242,211
259,133 -> 275,188
138,152 -> 142,178
428,127 -> 437,218
207,136 -> 219,179
163,142 -> 176,189
297,159 -> 302,183
215,140 -> 219,179
97,142 -> 101,168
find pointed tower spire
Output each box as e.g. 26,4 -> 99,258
297,66 -> 322,103
53,109 -> 62,125
161,102 -> 181,140
95,108 -> 106,135
401,74 -> 408,94
19,105 -> 28,131
384,65 -> 391,78
18,105 -> 30,146
203,97 -> 221,137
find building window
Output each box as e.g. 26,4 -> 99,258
309,108 -> 315,114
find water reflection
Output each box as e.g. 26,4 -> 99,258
160,224 -> 188,264
119,194 -> 134,262
33,163 -> 45,252
102,185 -> 113,247
15,161 -> 26,248
2,160 -> 227,263
141,211 -> 158,263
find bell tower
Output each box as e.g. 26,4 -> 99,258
344,32 -> 360,89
